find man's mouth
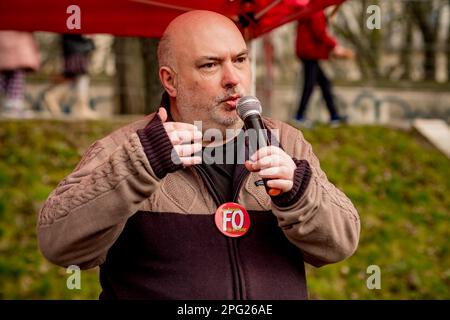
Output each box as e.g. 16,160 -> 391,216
221,95 -> 241,109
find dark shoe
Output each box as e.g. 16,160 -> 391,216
292,117 -> 314,129
329,116 -> 348,128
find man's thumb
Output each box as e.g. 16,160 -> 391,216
158,107 -> 168,122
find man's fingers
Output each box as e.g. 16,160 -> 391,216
250,146 -> 283,162
258,166 -> 291,180
167,131 -> 182,144
165,121 -> 202,133
171,148 -> 202,166
167,130 -> 202,145
172,122 -> 202,132
244,161 -> 258,172
179,156 -> 202,166
164,121 -> 202,145
266,179 -> 293,193
248,154 -> 282,171
245,155 -> 296,193
174,143 -> 202,157
158,107 -> 168,122
246,161 -> 292,179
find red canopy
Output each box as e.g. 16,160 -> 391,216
0,0 -> 344,39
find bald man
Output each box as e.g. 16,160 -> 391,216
38,10 -> 360,300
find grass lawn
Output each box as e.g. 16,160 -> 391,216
0,120 -> 448,299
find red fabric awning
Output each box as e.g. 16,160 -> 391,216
0,0 -> 344,39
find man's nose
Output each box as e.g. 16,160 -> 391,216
221,62 -> 240,88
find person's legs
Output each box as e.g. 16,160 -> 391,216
295,59 -> 319,120
71,74 -> 98,119
4,69 -> 25,101
64,52 -> 97,119
43,78 -> 72,116
316,64 -> 340,121
0,72 -> 6,95
1,69 -> 31,118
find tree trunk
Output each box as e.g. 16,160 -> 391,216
400,15 -> 414,80
406,2 -> 439,81
447,10 -> 450,82
423,37 -> 436,81
141,38 -> 164,114
448,40 -> 450,82
113,37 -> 146,114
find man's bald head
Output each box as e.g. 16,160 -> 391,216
157,10 -> 244,69
157,10 -> 251,134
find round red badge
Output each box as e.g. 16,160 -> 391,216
214,202 -> 250,238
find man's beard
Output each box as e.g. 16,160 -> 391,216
177,86 -> 243,128
210,102 -> 239,126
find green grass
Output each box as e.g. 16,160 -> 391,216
0,120 -> 448,299
302,125 -> 450,299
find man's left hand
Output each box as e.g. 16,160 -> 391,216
245,146 -> 297,193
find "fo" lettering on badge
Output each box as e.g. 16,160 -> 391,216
214,202 -> 250,238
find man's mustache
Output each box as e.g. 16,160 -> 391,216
216,89 -> 245,103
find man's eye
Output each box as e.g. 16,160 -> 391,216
236,56 -> 247,63
201,63 -> 217,69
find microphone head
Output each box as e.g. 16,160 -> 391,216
237,96 -> 262,121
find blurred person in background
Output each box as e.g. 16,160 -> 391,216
0,31 -> 40,118
44,33 -> 97,119
294,6 -> 353,128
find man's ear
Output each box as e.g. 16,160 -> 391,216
159,66 -> 177,97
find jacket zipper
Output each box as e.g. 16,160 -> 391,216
192,165 -> 223,205
192,165 -> 249,300
192,124 -> 273,299
231,166 -> 249,203
230,166 -> 250,300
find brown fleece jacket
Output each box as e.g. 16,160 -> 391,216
37,112 -> 360,299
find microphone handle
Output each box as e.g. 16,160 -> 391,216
244,115 -> 282,197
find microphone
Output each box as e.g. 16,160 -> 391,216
237,96 -> 282,197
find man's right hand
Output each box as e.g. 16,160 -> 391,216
158,107 -> 203,167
